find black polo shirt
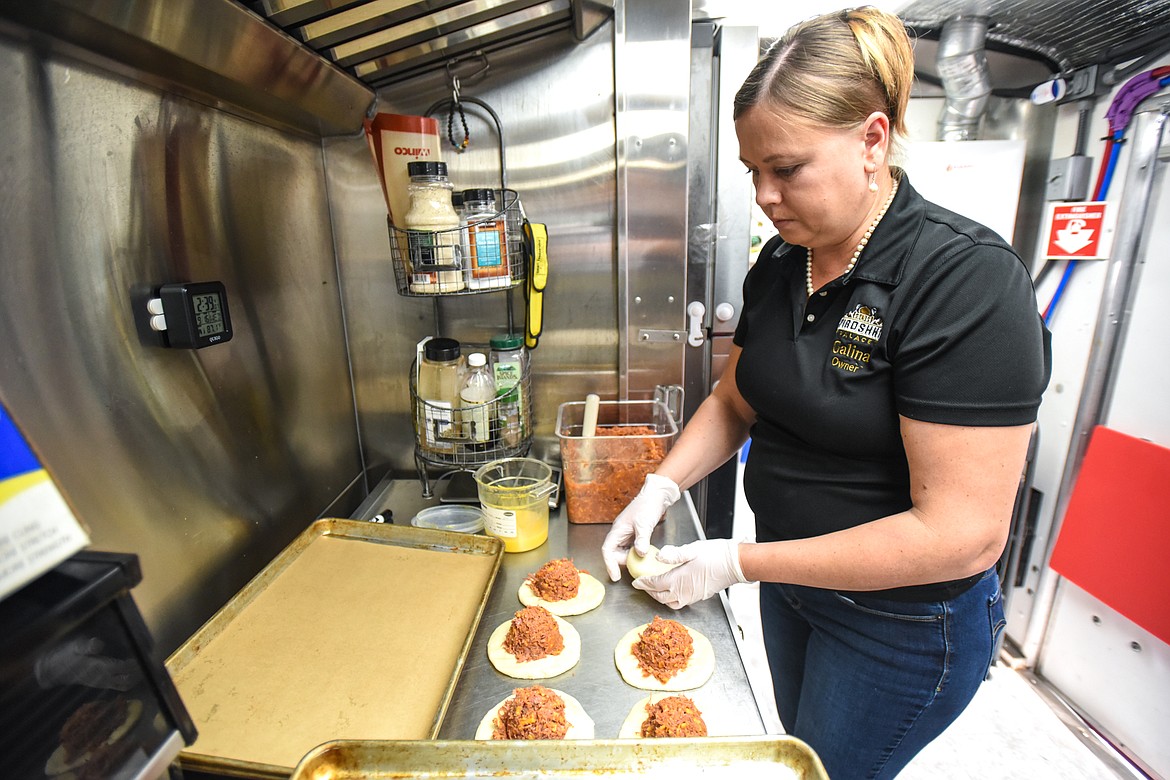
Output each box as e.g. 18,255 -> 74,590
733,176 -> 1051,600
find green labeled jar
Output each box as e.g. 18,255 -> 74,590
489,333 -> 528,449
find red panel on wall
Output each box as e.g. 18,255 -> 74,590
1049,426 -> 1170,645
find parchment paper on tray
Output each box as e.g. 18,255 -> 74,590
166,519 -> 502,777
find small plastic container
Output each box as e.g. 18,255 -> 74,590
555,400 -> 678,524
410,505 -> 485,534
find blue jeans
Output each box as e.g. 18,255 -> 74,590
760,570 -> 1005,780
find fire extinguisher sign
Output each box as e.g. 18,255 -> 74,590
1042,201 -> 1116,260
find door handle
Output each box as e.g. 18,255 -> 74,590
687,301 -> 706,347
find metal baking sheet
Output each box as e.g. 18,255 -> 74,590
291,736 -> 829,779
166,518 -> 503,779
351,479 -> 770,742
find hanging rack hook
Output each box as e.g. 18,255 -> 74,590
446,52 -> 490,90
442,53 -> 489,154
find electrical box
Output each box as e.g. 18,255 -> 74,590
1047,155 -> 1094,201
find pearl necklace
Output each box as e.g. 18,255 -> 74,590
806,177 -> 899,297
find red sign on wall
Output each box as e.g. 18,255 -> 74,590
1043,201 -> 1114,259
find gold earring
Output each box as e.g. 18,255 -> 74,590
868,172 -> 878,192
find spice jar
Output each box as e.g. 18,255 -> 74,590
416,337 -> 463,455
489,333 -> 528,449
403,162 -> 465,293
461,188 -> 510,290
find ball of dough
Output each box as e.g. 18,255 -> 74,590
626,544 -> 681,579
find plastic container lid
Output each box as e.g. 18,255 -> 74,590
407,160 -> 449,177
410,505 -> 485,534
424,337 -> 461,362
490,333 -> 524,350
461,188 -> 495,203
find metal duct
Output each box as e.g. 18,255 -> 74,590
936,16 -> 992,141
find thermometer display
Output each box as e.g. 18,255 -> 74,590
150,281 -> 233,349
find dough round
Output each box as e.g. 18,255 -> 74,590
46,699 -> 143,775
487,613 -> 581,679
475,688 -> 595,740
626,544 -> 681,579
518,571 -> 606,616
618,693 -> 709,739
614,621 -> 714,691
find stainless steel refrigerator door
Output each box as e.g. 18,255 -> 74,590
683,23 -> 758,535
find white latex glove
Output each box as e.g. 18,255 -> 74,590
632,538 -> 748,610
601,473 -> 681,581
35,637 -> 141,691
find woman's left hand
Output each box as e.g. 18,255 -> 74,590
632,539 -> 748,609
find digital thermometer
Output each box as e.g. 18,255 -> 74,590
147,281 -> 233,349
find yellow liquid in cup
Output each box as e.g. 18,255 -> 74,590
474,458 -> 552,553
479,496 -> 548,553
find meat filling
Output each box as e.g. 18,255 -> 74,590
60,698 -> 128,762
503,606 -> 565,662
562,426 -> 666,523
640,695 -> 708,738
491,685 -> 571,740
632,616 -> 694,683
527,558 -> 581,601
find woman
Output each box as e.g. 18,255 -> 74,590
601,7 -> 1051,779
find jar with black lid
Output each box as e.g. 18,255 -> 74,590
461,188 -> 510,290
403,162 -> 464,293
415,337 -> 463,455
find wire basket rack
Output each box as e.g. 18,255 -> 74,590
409,345 -> 533,493
390,189 -> 526,297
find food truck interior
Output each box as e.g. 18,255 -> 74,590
1,0 -> 1169,777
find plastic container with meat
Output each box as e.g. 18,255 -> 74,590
555,400 -> 678,524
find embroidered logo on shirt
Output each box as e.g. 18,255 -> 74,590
831,304 -> 882,373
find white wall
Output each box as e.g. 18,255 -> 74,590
1024,55 -> 1170,779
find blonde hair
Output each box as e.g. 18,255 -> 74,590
734,7 -> 914,139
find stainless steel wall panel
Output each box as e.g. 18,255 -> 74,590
710,25 -> 757,338
0,35 -> 362,653
683,22 -> 757,536
685,21 -> 718,426
614,0 -> 692,399
0,0 -> 373,137
330,26 -> 617,473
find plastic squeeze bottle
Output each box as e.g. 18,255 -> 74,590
459,352 -> 496,448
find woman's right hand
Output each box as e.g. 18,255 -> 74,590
601,473 -> 681,581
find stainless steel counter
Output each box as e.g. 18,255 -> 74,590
351,477 -> 767,741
